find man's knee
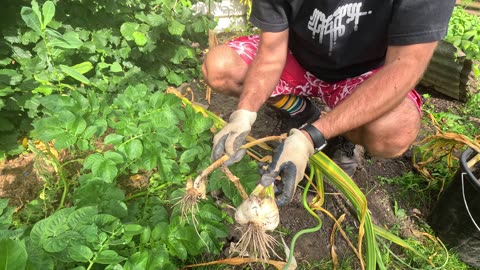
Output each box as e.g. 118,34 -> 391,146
364,135 -> 416,158
202,45 -> 246,96
354,98 -> 421,158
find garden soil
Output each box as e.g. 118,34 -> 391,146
0,80 -> 473,269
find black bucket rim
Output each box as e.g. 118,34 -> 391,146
460,148 -> 479,190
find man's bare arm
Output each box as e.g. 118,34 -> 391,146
311,42 -> 438,140
237,30 -> 289,112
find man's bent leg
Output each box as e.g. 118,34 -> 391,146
202,44 -> 249,97
346,96 -> 422,158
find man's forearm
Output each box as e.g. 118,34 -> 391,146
237,31 -> 289,112
311,42 -> 437,140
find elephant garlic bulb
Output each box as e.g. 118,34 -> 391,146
235,195 -> 279,231
233,184 -> 280,261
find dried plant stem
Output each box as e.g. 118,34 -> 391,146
193,154 -> 230,186
467,153 -> 480,170
243,134 -> 287,149
221,166 -> 248,200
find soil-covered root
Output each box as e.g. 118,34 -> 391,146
178,178 -> 206,222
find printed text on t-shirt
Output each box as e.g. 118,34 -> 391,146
307,3 -> 372,55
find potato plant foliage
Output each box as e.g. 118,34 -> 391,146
0,0 -> 259,269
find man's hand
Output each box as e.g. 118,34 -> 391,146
212,109 -> 257,166
260,129 -> 314,206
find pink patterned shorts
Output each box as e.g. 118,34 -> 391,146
226,35 -> 422,112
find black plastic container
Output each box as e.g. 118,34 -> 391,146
429,147 -> 480,268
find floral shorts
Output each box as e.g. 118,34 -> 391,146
226,35 -> 422,112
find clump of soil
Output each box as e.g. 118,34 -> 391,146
0,153 -> 43,207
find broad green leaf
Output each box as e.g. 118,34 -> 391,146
53,132 -> 77,149
166,71 -> 183,86
151,246 -> 175,270
31,0 -> 43,25
179,147 -> 199,163
92,159 -> 118,182
191,116 -> 212,134
101,201 -> 127,219
72,118 -> 88,136
135,13 -> 166,27
0,199 -> 8,212
104,151 -> 124,164
25,242 -> 54,270
70,267 -> 86,270
43,231 -> 81,252
0,69 -> 23,86
42,1 -> 55,28
67,206 -> 98,228
30,208 -> 74,246
21,7 -> 42,34
140,227 -> 151,244
58,110 -> 76,123
11,46 -> 33,60
124,224 -> 143,236
60,65 -> 90,84
132,31 -> 148,46
168,19 -> 185,36
67,245 -> 93,262
48,32 -> 83,49
151,222 -> 168,241
192,19 -> 205,33
84,153 -> 103,170
110,62 -> 123,73
0,86 -> 15,97
121,139 -> 143,160
72,62 -> 93,74
104,134 -> 124,145
95,250 -> 125,264
199,204 -> 223,222
120,22 -> 139,40
76,139 -> 89,151
45,28 -> 62,39
105,264 -> 122,270
124,251 -> 148,270
0,117 -> 14,131
171,46 -> 195,64
167,239 -> 187,260
158,65 -> 169,78
0,239 -> 28,270
32,85 -> 54,95
21,30 -> 41,44
83,126 -> 99,140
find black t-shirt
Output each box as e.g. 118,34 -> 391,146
250,0 -> 455,82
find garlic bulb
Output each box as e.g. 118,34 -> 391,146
235,195 -> 279,231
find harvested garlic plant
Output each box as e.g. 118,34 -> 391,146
234,184 -> 280,261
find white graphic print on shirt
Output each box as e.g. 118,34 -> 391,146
307,3 -> 372,55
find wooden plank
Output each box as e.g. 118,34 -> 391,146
457,0 -> 480,8
456,0 -> 480,15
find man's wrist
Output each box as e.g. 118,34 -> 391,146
300,123 -> 327,152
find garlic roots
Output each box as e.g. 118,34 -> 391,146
234,184 -> 280,261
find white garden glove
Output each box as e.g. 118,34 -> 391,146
260,129 -> 314,206
212,109 -> 257,166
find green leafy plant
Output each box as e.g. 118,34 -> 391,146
0,0 -> 215,160
446,6 -> 480,77
0,0 -> 250,269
